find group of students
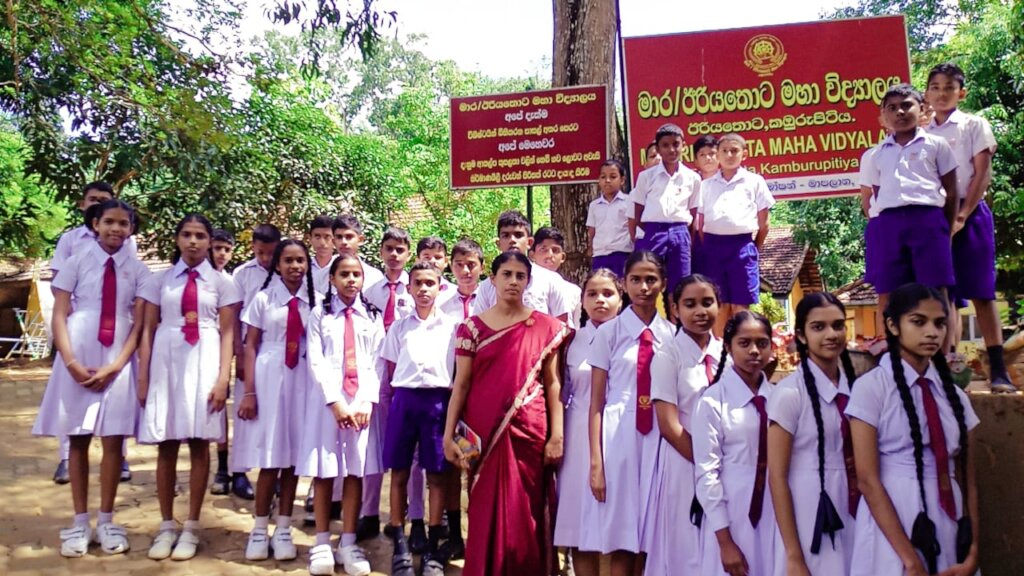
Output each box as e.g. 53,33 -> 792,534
30,59 -> 995,576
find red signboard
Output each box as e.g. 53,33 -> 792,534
449,85 -> 608,189
623,16 -> 910,200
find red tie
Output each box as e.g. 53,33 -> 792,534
917,377 -> 957,519
636,328 -> 654,434
98,257 -> 116,347
383,282 -> 398,331
749,394 -> 769,527
285,297 -> 302,369
703,354 -> 716,385
181,269 -> 200,345
342,307 -> 359,397
835,393 -> 861,517
461,295 -> 472,319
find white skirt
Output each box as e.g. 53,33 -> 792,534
138,324 -> 225,443
771,466 -> 854,576
850,464 -> 963,576
231,344 -> 309,470
699,463 -> 777,576
295,377 -> 381,480
577,401 -> 660,554
33,310 -> 137,438
645,436 -> 701,576
554,403 -> 590,547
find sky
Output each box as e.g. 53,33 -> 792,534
237,0 -> 855,79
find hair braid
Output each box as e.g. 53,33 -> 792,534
711,345 -> 729,385
798,341 -> 829,495
324,283 -> 334,315
260,268 -> 276,290
305,265 -> 316,310
932,352 -> 968,477
839,349 -> 857,389
887,331 -> 929,514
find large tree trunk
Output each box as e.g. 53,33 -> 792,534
551,0 -> 619,285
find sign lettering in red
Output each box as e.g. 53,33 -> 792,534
450,85 -> 608,189
623,16 -> 911,200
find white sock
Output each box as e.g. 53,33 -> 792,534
276,515 -> 292,530
73,513 -> 90,528
254,516 -> 270,530
340,532 -> 356,548
159,519 -> 176,533
183,519 -> 200,534
315,531 -> 331,546
97,511 -> 113,526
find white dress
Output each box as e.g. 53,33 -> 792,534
232,277 -> 317,469
296,297 -> 385,479
553,322 -> 598,548
693,368 -> 777,576
34,242 -> 150,438
578,307 -> 674,554
137,259 -> 241,443
845,354 -> 979,576
767,361 -> 854,576
645,331 -> 722,576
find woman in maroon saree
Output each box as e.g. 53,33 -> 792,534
444,251 -> 570,576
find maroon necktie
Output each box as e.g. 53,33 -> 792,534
98,257 -> 116,347
342,307 -> 359,397
702,354 -> 716,385
917,377 -> 957,519
383,282 -> 398,331
835,393 -> 861,517
749,394 -> 769,527
285,297 -> 301,369
636,328 -> 654,434
181,269 -> 200,345
461,294 -> 472,319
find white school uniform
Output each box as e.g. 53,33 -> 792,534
232,258 -> 272,315
693,367 -> 777,576
859,146 -> 882,217
364,271 -> 414,327
472,264 -> 568,318
578,307 -> 674,554
34,242 -> 150,438
138,259 -> 242,443
438,288 -> 478,321
380,309 -> 457,390
50,225 -> 138,275
231,259 -> 272,471
232,277 -> 317,470
360,257 -> 385,294
558,276 -> 582,329
629,163 -> 702,224
586,191 -> 634,256
553,321 -> 598,548
868,128 -> 958,213
845,354 -> 979,576
700,168 -> 776,235
767,362 -> 854,576
926,108 -> 997,199
645,331 -> 722,576
311,254 -> 337,296
297,297 -> 385,479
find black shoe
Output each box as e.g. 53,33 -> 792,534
355,515 -> 380,541
446,530 -> 465,560
53,459 -> 70,485
232,473 -> 255,500
421,550 -> 446,576
119,460 -> 132,483
383,523 -> 401,540
408,519 -> 428,554
391,535 -> 416,576
210,470 -> 228,495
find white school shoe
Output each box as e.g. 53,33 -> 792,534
59,525 -> 92,558
272,526 -> 297,561
245,527 -> 270,561
336,544 -> 371,576
308,543 -> 336,575
96,523 -> 130,555
170,530 -> 200,560
147,529 -> 178,560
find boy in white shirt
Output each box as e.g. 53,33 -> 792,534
529,226 -> 582,329
332,214 -> 385,291
440,239 -> 484,321
308,215 -> 337,295
587,159 -> 633,276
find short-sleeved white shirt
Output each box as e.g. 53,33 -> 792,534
241,276 -> 316,355
364,271 -> 413,327
557,276 -> 582,330
360,258 -> 385,293
472,265 -> 568,318
141,259 -> 242,329
868,128 -> 958,212
51,225 -> 138,273
380,309 -> 457,389
845,353 -> 979,476
768,360 -> 852,474
232,258 -> 272,311
587,192 -> 634,256
699,168 -> 776,235
926,109 -> 997,199
439,288 -> 478,321
52,240 -> 150,318
650,332 -> 723,432
588,306 -> 675,406
311,254 -> 337,297
306,296 -> 385,406
628,163 -> 702,224
859,146 -> 882,218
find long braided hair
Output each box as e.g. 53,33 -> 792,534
793,292 -> 858,553
259,238 -> 316,310
884,283 -> 970,571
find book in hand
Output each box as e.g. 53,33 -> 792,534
454,420 -> 482,465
